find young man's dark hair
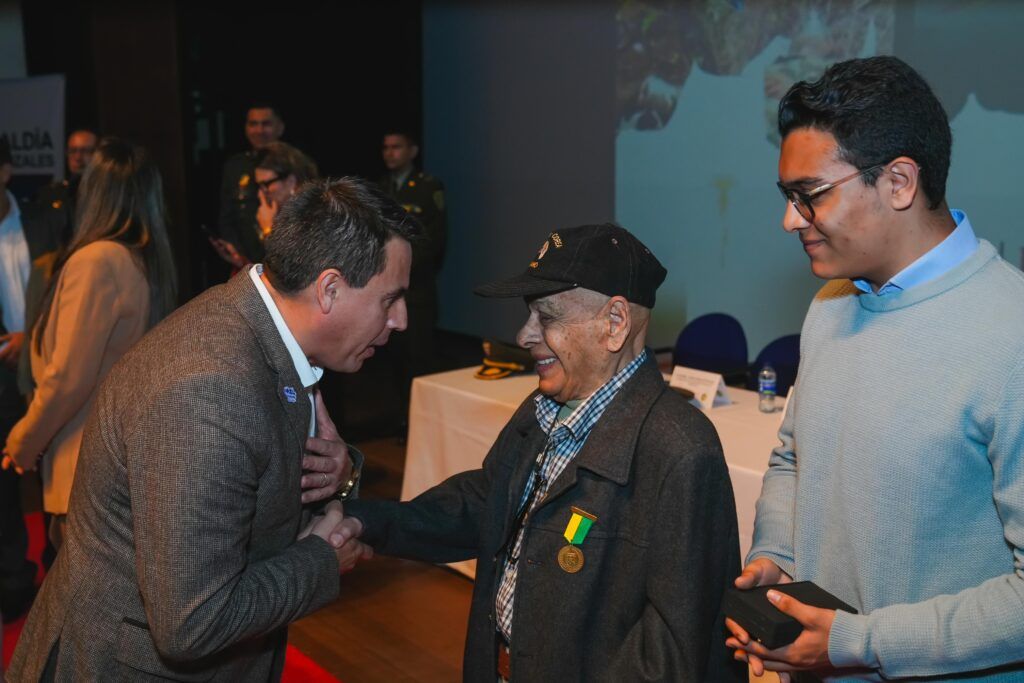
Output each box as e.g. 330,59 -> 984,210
0,137 -> 11,166
778,56 -> 951,209
264,177 -> 419,293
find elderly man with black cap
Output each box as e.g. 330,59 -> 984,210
343,224 -> 743,682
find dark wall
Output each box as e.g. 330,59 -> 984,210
424,3 -> 617,342
179,0 -> 423,293
22,0 -> 423,298
23,0 -> 190,295
21,2 -> 99,134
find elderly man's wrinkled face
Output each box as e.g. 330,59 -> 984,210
516,289 -> 611,403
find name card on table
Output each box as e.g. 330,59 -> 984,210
670,366 -> 732,410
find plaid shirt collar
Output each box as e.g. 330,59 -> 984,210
533,348 -> 649,440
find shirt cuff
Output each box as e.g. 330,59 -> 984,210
828,609 -> 874,670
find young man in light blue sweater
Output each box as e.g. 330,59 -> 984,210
726,56 -> 1024,681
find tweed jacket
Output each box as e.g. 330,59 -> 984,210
8,271 -> 340,682
6,240 -> 150,514
346,356 -> 745,682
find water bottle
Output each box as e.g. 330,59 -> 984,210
758,364 -> 777,413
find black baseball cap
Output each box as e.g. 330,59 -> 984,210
474,223 -> 667,308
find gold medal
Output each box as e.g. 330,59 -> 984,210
557,545 -> 584,573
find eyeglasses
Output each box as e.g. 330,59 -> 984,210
777,163 -> 885,223
256,174 -> 284,192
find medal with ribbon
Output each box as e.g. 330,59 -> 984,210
558,506 -> 596,573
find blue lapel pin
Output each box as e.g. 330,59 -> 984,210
283,386 -> 298,403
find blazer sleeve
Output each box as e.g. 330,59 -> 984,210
6,246 -> 135,463
123,373 -> 340,662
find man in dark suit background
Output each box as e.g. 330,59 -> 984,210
30,128 -> 98,253
8,177 -> 416,681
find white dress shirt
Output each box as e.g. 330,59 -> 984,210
248,264 -> 323,437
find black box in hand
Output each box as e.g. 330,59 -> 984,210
723,581 -> 857,650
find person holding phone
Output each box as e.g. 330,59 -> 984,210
213,104 -> 285,268
209,141 -> 317,269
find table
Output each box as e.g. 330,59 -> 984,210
402,367 -> 785,578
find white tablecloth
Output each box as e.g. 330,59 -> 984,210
402,367 -> 784,578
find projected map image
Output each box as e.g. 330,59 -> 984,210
615,0 -> 1024,351
618,0 -> 895,141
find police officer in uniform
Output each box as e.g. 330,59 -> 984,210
215,104 -> 284,266
30,129 -> 97,253
378,130 -> 446,422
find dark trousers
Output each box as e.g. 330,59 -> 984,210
0,466 -> 35,603
0,371 -> 36,615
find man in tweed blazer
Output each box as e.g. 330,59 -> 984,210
8,178 -> 415,681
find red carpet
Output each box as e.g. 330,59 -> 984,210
3,513 -> 338,682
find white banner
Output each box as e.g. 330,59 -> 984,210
0,74 -> 65,179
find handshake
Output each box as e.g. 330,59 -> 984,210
299,500 -> 373,573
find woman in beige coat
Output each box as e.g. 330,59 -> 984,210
1,138 -> 177,548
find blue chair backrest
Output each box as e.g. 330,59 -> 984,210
673,313 -> 749,379
748,334 -> 801,396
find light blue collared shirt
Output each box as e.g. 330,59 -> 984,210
248,264 -> 324,436
854,209 -> 978,296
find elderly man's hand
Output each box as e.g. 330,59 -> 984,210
300,390 -> 352,503
333,518 -> 372,573
299,501 -> 372,573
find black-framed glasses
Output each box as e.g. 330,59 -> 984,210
256,174 -> 284,192
777,163 -> 885,223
